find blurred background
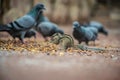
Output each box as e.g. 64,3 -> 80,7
0,0 -> 120,26
0,1 -> 120,80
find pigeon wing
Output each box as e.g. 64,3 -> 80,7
15,15 -> 35,30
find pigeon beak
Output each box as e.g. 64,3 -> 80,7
41,5 -> 46,10
43,7 -> 46,10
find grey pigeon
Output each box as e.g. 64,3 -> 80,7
9,29 -> 36,41
36,22 -> 64,41
72,21 -> 97,45
84,21 -> 108,36
0,3 -> 46,43
35,12 -> 64,41
24,29 -> 36,38
86,26 -> 98,37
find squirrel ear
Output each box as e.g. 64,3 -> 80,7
57,33 -> 62,37
52,33 -> 57,37
57,33 -> 60,36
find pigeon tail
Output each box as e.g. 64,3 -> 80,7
0,24 -> 11,31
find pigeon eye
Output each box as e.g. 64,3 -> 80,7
40,5 -> 44,8
74,24 -> 78,27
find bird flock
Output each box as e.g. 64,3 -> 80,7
0,3 -> 108,46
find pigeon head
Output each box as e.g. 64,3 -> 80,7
30,31 -> 36,36
27,3 -> 46,18
25,30 -> 36,38
102,30 -> 108,36
35,3 -> 46,12
73,21 -> 80,29
56,29 -> 64,35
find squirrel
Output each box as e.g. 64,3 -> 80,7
50,33 -> 74,51
50,33 -> 105,52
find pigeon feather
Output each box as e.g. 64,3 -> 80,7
72,21 -> 97,45
84,21 -> 108,36
34,11 -> 64,41
0,3 -> 45,43
37,22 -> 64,40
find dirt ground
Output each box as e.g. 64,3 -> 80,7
0,23 -> 120,80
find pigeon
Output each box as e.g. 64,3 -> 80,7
9,29 -> 36,41
34,11 -> 64,41
24,29 -> 36,39
84,21 -> 108,36
72,21 -> 97,45
36,22 -> 64,41
0,3 -> 46,43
